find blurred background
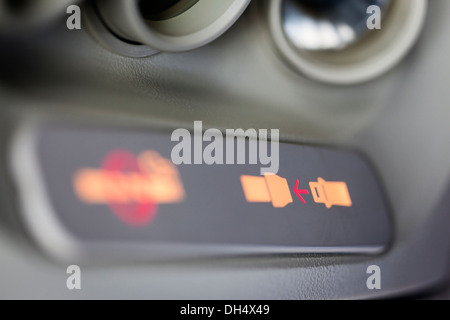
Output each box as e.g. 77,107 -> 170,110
0,0 -> 450,299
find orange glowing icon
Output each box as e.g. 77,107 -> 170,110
309,178 -> 352,209
73,150 -> 185,226
240,174 -> 293,208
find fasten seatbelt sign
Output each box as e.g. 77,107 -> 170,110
10,121 -> 392,262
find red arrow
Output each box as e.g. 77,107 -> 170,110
294,179 -> 309,204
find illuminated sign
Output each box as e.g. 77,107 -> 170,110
241,175 -> 352,209
73,150 -> 185,226
18,123 -> 392,260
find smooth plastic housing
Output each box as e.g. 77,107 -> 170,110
269,0 -> 428,85
97,0 -> 251,52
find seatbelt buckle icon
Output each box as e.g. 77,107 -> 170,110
309,178 -> 352,208
240,174 -> 293,208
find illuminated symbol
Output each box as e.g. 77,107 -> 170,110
293,179 -> 309,204
240,174 -> 293,208
309,178 -> 352,209
73,150 -> 185,227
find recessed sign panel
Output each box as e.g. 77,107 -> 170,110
11,122 -> 392,261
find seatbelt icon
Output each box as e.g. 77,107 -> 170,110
309,178 -> 352,208
240,174 -> 293,208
